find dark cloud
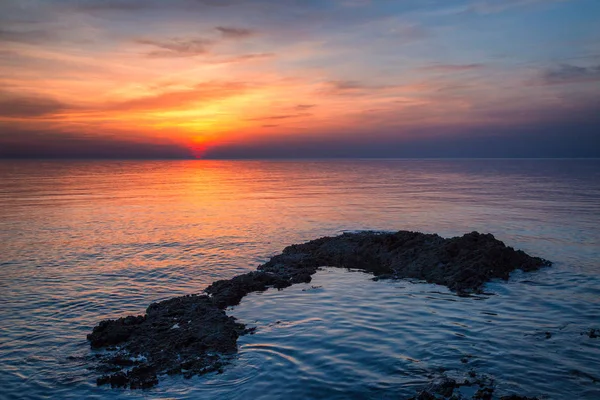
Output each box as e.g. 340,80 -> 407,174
249,113 -> 312,121
0,27 -> 58,44
204,95 -> 600,159
136,25 -> 258,58
72,0 -> 227,13
435,84 -> 473,93
323,80 -> 397,96
467,0 -> 562,14
215,26 -> 255,39
210,53 -> 275,64
0,82 -> 250,119
0,127 -> 192,159
328,80 -> 366,90
421,63 -> 485,72
203,119 -> 600,159
74,0 -> 328,12
66,0 -> 406,40
137,37 -> 214,58
541,64 -> 600,85
389,24 -> 430,43
76,0 -> 151,11
0,92 -> 70,118
295,104 -> 316,110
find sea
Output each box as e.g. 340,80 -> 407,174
0,159 -> 598,399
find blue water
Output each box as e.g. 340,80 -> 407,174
0,159 -> 599,399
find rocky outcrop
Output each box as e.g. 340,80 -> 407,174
89,294 -> 246,388
88,231 -> 550,389
409,373 -> 540,400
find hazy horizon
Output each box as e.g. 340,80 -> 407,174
2,156 -> 600,161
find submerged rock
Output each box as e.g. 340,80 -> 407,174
583,328 -> 599,338
409,372 -> 540,400
88,231 -> 551,389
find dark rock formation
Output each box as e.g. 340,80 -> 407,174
257,231 -> 549,295
583,328 -> 599,338
88,231 -> 551,389
89,295 -> 245,388
409,372 -> 540,400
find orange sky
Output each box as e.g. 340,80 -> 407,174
1,0 -> 599,158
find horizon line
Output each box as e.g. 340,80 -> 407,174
1,156 -> 599,161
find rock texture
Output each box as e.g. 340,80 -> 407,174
88,231 -> 551,389
409,373 -> 540,400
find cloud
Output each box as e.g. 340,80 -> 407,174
295,104 -> 316,110
0,27 -> 58,45
137,37 -> 214,58
322,80 -> 397,96
202,111 -> 600,159
210,53 -> 275,64
136,25 -> 258,58
249,113 -> 312,121
0,127 -> 192,159
388,23 -> 430,43
0,91 -> 70,118
77,0 -> 151,11
112,81 -> 249,111
74,0 -> 327,13
0,81 -> 251,120
541,64 -> 600,85
215,26 -> 255,39
76,0 -> 247,12
468,0 -> 565,14
421,63 -> 485,72
328,80 -> 367,90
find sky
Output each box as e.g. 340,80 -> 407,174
0,0 -> 599,159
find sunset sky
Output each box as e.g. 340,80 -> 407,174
1,0 -> 599,158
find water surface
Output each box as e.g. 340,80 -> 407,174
0,159 -> 599,399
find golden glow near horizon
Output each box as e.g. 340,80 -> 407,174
1,0 -> 599,158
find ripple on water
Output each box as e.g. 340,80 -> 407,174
1,160 -> 599,399
2,268 -> 600,399
216,267 -> 600,400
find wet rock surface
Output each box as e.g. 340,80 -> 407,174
409,372 -> 540,400
257,231 -> 550,295
583,328 -> 599,338
89,295 -> 245,388
88,231 -> 550,389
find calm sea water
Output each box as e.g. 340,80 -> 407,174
0,159 -> 599,399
